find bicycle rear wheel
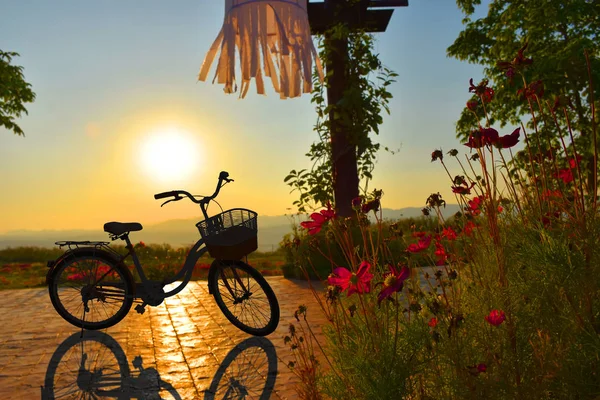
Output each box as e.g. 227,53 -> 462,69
48,251 -> 134,330
43,331 -> 129,399
209,260 -> 280,336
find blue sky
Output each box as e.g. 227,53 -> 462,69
0,0 -> 496,232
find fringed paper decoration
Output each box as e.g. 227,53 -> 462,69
198,0 -> 324,99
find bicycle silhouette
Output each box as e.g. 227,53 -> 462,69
41,331 -> 278,399
46,171 -> 279,336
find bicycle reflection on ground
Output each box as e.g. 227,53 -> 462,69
41,331 -> 278,400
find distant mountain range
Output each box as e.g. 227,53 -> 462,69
0,205 -> 460,251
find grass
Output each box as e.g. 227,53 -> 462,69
0,245 -> 287,290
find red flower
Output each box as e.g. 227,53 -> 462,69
485,309 -> 506,326
442,227 -> 457,241
434,240 -> 448,266
377,264 -> 410,305
466,195 -> 484,215
327,261 -> 374,297
542,189 -> 562,201
497,42 -> 533,85
569,155 -> 583,169
469,79 -> 494,103
452,181 -> 476,195
467,363 -> 488,376
463,221 -> 476,236
465,127 -> 499,148
480,127 -> 499,144
412,231 -> 428,238
556,168 -> 574,184
300,202 -> 336,235
464,132 -> 485,149
542,210 -> 562,227
518,80 -> 544,100
361,199 -> 380,214
494,128 -> 520,149
428,317 -> 438,328
497,205 -> 504,213
466,100 -> 478,111
407,235 -> 432,253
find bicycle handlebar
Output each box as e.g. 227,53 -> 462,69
153,171 -> 233,204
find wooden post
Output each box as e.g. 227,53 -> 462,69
309,0 -> 408,217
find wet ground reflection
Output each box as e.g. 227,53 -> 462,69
41,331 -> 278,399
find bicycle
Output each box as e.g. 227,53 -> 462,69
41,330 -> 278,400
46,171 -> 280,336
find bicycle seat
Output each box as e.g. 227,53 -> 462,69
103,222 -> 143,236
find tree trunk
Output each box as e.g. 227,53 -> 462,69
324,23 -> 359,218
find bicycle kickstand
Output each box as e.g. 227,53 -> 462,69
135,302 -> 148,314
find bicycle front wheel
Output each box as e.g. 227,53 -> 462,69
209,260 -> 280,336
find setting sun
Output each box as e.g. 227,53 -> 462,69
139,128 -> 201,183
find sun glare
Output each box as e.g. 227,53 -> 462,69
139,128 -> 201,183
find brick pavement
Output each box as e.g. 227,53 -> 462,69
0,277 -> 329,400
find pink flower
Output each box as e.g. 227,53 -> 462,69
328,261 -> 374,297
377,264 -> 410,305
485,309 -> 506,326
300,201 -> 336,235
407,235 -> 432,253
428,317 -> 438,328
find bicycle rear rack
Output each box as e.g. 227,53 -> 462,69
53,241 -> 124,261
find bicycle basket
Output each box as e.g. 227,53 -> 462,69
196,208 -> 258,259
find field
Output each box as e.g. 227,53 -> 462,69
0,244 -> 286,290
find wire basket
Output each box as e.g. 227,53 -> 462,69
196,208 -> 258,260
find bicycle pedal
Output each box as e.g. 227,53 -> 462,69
135,304 -> 146,314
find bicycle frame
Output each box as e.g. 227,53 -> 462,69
119,232 -> 251,301
118,234 -> 210,298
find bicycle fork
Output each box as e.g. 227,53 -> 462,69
220,267 -> 252,304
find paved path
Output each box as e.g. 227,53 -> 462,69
0,277 -> 330,400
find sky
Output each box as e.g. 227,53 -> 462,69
0,0 -> 494,233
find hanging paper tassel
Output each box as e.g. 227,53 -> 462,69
199,0 -> 324,99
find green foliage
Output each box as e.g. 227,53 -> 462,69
0,246 -> 63,263
285,25 -> 398,213
0,244 -> 285,289
0,50 -> 36,136
280,214 -> 442,281
448,0 -> 600,178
